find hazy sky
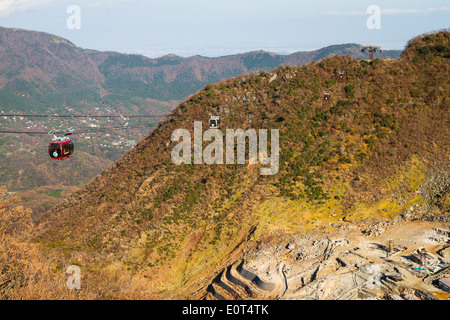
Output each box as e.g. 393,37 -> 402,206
0,0 -> 449,57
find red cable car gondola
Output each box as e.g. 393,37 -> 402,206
48,131 -> 74,160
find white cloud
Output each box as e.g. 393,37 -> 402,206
88,0 -> 134,9
381,7 -> 450,15
323,6 -> 450,16
0,0 -> 54,17
322,10 -> 366,16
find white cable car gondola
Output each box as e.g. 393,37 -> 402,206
209,115 -> 220,129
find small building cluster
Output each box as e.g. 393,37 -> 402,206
409,248 -> 438,266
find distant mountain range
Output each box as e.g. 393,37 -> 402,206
0,26 -> 402,113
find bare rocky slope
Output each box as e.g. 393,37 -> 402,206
40,30 -> 449,299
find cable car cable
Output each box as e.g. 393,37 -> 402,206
0,113 -> 165,160
0,123 -> 157,135
0,114 -> 168,118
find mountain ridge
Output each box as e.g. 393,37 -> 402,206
0,26 -> 402,110
0,26 -> 402,205
39,30 -> 449,298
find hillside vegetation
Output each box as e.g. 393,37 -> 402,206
0,27 -> 401,209
2,30 -> 449,299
